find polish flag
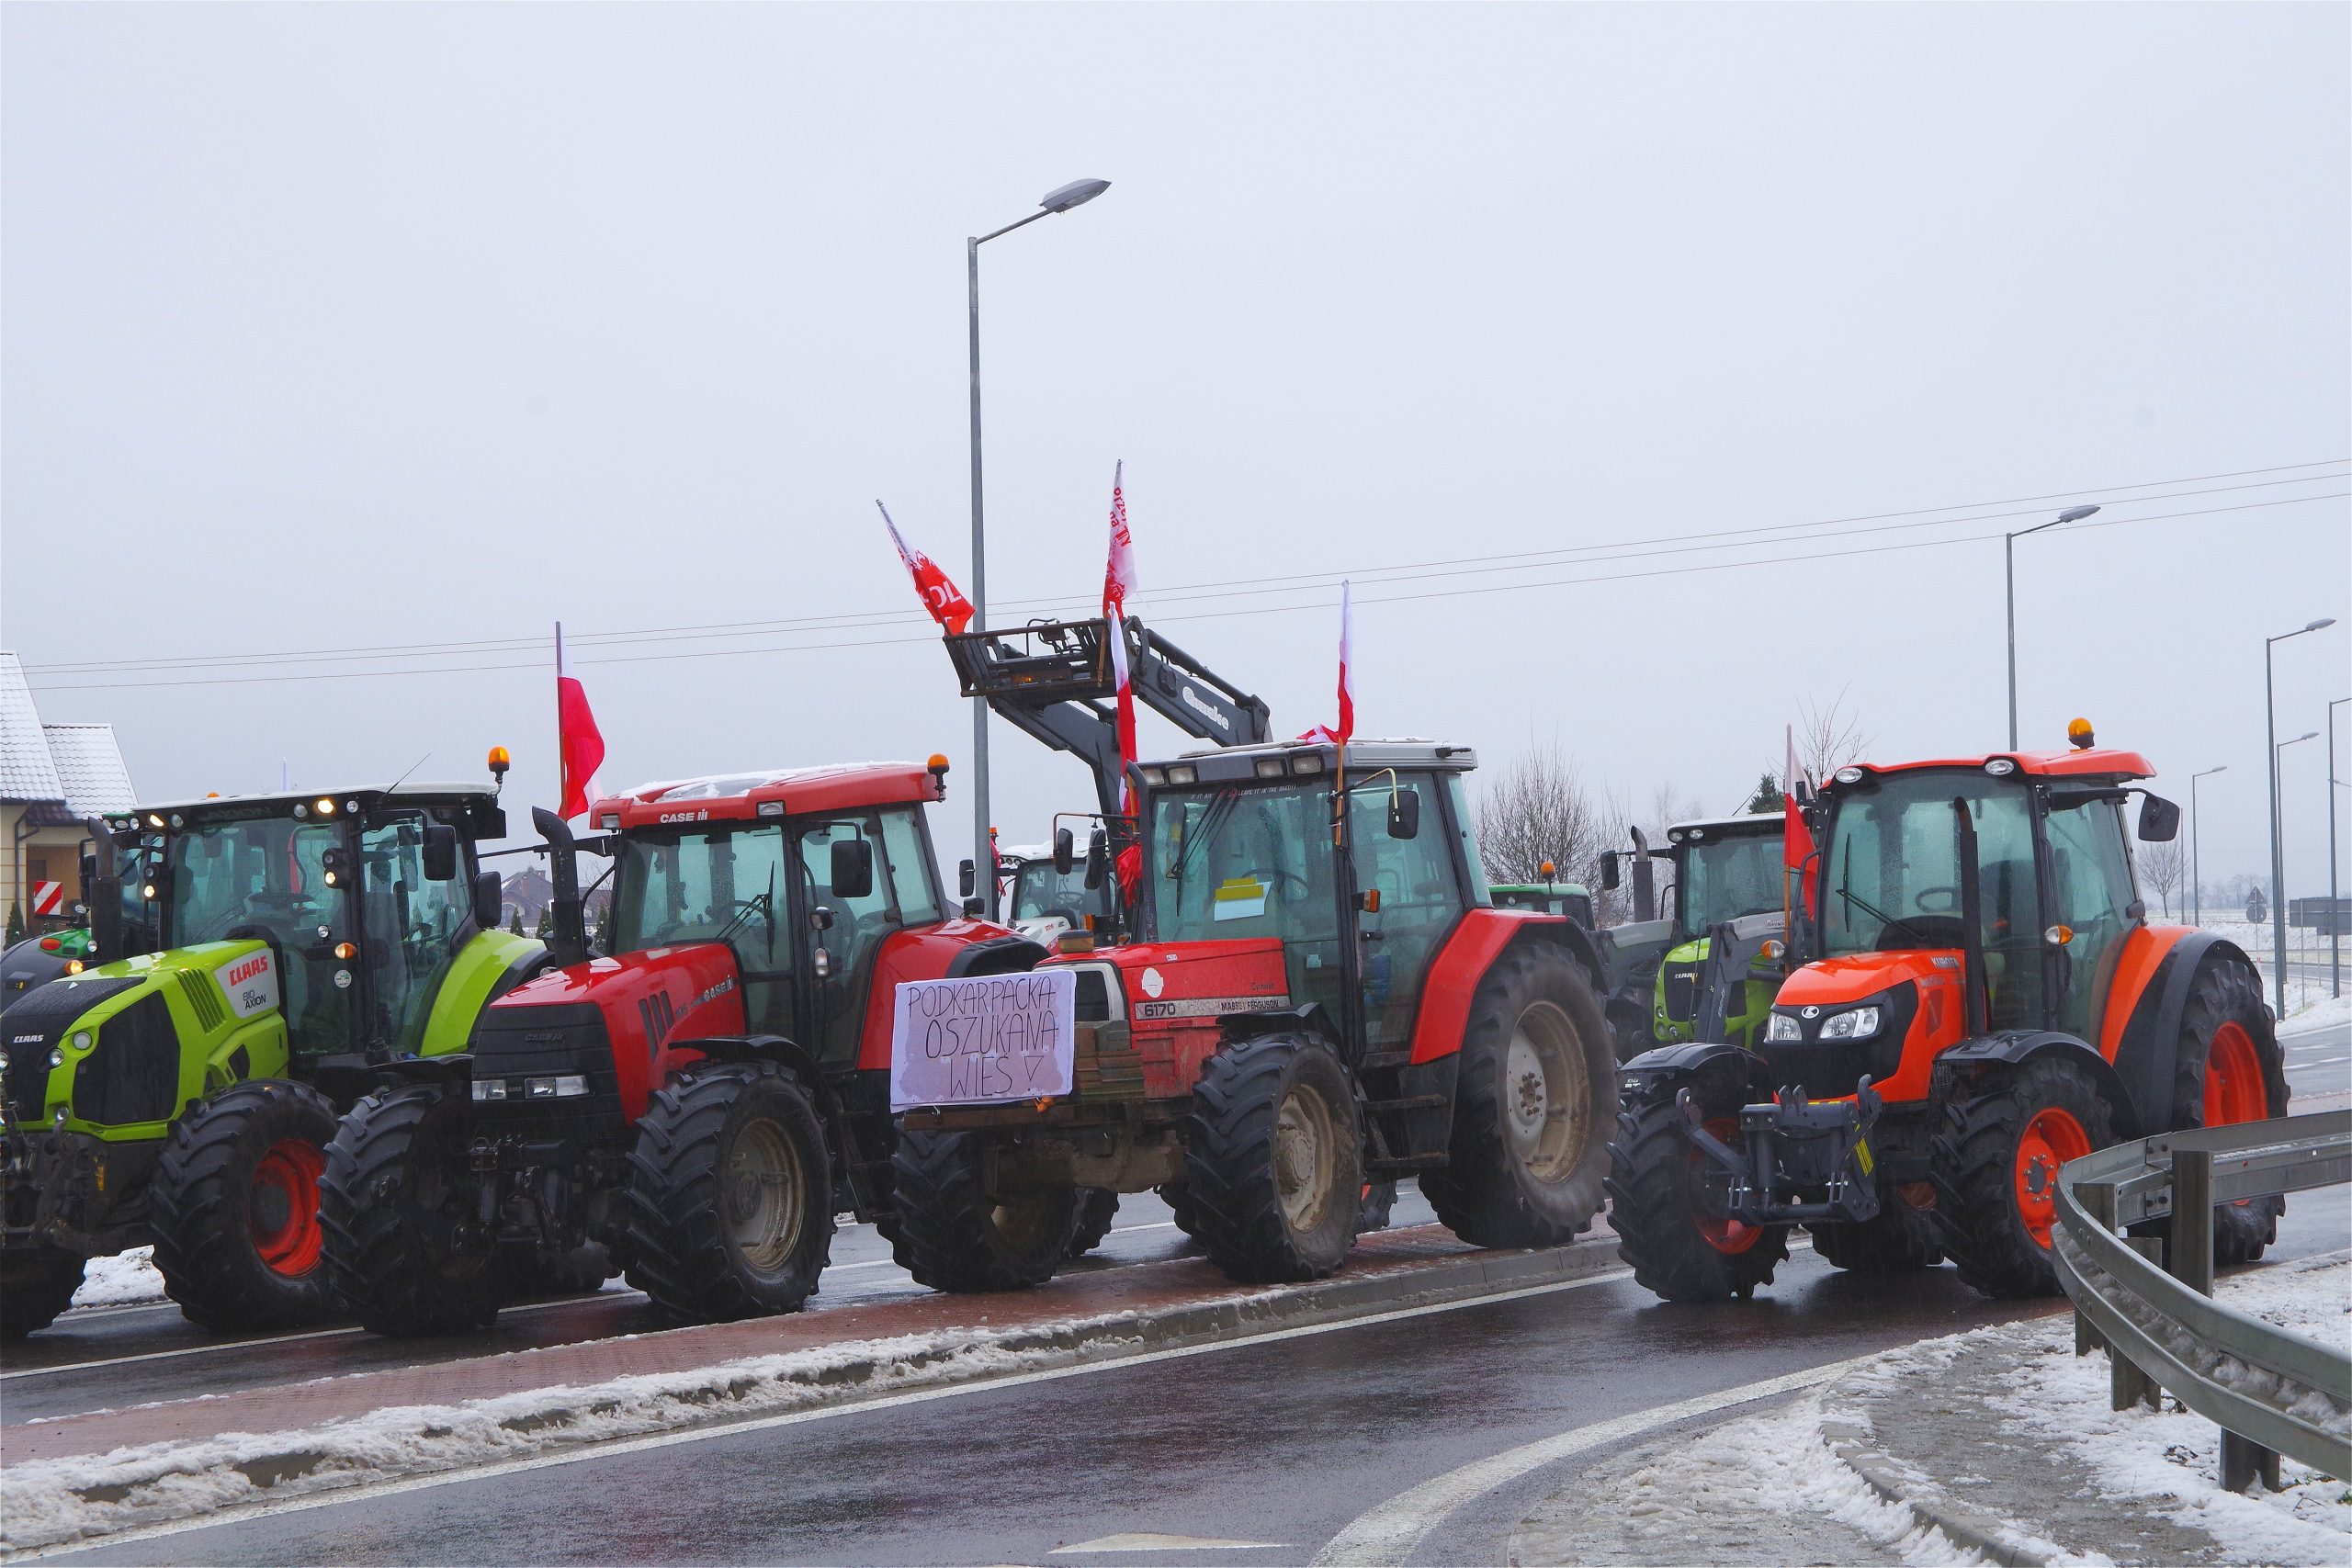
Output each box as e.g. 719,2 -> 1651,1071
1109,606 -> 1139,816
556,624 -> 605,821
877,502 -> 974,634
1298,581 -> 1356,747
1784,725 -> 1815,917
1103,461 -> 1137,618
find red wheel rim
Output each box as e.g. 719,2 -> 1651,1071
2012,1106 -> 2090,1250
2202,1021 -> 2267,1128
249,1137 -> 326,1278
1693,1116 -> 1763,1255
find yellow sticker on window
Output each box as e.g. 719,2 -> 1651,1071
1213,876 -> 1269,920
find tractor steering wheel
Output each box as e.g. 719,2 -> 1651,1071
1913,886 -> 1960,914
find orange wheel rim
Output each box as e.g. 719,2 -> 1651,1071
249,1137 -> 326,1278
2012,1106 -> 2090,1250
1693,1115 -> 1763,1255
2202,1021 -> 2267,1128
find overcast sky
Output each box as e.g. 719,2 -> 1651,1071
5,4 -> 2346,899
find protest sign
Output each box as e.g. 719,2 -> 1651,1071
890,966 -> 1077,1110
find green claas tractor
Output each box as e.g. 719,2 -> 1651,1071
1594,814 -> 1788,1058
0,772 -> 542,1337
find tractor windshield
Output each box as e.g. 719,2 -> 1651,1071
1676,832 -> 1785,938
607,823 -> 791,965
164,818 -> 343,950
1147,782 -> 1338,946
1011,861 -> 1110,925
1819,770 -> 2044,1026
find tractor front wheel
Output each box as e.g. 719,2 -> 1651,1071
1422,944 -> 1614,1247
1183,1034 -> 1363,1283
890,1130 -> 1075,1292
1931,1055 -> 2118,1299
1068,1189 -> 1121,1258
2168,955 -> 2289,1266
321,1086 -> 510,1337
624,1063 -> 836,1322
1807,1187 -> 1942,1273
149,1079 -> 341,1330
0,1247 -> 86,1339
1604,1075 -> 1789,1302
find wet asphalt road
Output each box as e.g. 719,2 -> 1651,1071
48,1192 -> 2349,1568
2281,1016 -> 2349,1101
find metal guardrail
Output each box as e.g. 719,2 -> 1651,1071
2052,1110 -> 2352,1492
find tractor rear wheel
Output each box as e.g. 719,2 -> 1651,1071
1807,1188 -> 1942,1273
1068,1189 -> 1120,1258
891,1130 -> 1075,1292
1604,1074 -> 1789,1302
1930,1055 -> 2118,1299
624,1063 -> 835,1321
149,1079 -> 341,1330
0,1247 -> 86,1339
321,1086 -> 510,1337
1158,1182 -> 1202,1243
2167,955 -> 2288,1266
1183,1033 -> 1363,1282
1422,944 -> 1613,1247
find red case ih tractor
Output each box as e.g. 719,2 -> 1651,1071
889,736 -> 1619,1292
1606,729 -> 2288,1303
320,759 -> 1044,1334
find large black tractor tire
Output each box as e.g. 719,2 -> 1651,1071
149,1078 -> 341,1331
0,1247 -> 86,1339
890,1129 -> 1076,1292
1182,1034 -> 1363,1283
1807,1195 -> 1942,1274
1422,944 -> 1615,1247
321,1086 -> 510,1337
2166,955 -> 2290,1267
1604,1074 -> 1790,1302
624,1063 -> 836,1322
1158,1181 -> 1203,1243
1358,1179 -> 1398,1233
1068,1189 -> 1121,1258
1930,1055 -> 2120,1300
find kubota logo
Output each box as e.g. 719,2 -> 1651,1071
1178,684 -> 1232,733
223,955 -> 270,987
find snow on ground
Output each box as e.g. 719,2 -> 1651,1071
67,1247 -> 166,1310
0,1308 -> 1189,1551
1986,1252 -> 2352,1565
2279,993 -> 2351,1039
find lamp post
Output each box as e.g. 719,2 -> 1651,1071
2330,697 -> 2349,998
2189,764 -> 2227,929
2278,729 -> 2320,988
2006,504 -> 2099,750
965,177 -> 1112,916
2266,618 -> 2335,1017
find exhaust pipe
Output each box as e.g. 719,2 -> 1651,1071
82,818 -> 125,965
532,808 -> 592,968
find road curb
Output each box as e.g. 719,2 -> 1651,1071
1818,1395 -> 2064,1567
3,1232 -> 1627,1555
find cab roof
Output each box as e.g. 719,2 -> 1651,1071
1162,737 -> 1476,784
1665,813 -> 1781,842
1832,747 -> 2155,784
592,761 -> 944,829
114,783 -> 503,826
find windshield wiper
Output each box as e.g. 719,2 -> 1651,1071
1168,788 -> 1241,887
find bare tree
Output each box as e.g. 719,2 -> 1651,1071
1474,739 -> 1626,914
2139,837 -> 2185,920
1795,689 -> 1873,784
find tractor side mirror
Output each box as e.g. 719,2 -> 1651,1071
1083,828 -> 1109,890
830,838 -> 874,899
958,859 -> 977,898
472,870 -> 503,930
2136,793 -> 2181,843
1387,789 -> 1420,840
1599,851 -> 1622,891
1053,828 -> 1076,876
422,823 -> 460,882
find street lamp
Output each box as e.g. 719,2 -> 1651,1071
965,176 -> 1112,915
2189,764 -> 2227,929
2329,696 -> 2348,998
2278,729 -> 2319,986
2266,617 -> 2335,1017
2006,504 -> 2099,750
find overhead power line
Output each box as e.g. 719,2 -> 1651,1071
26,487 -> 2346,694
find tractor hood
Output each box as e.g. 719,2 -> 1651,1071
474,944 -> 748,1122
1776,950 -> 1960,1010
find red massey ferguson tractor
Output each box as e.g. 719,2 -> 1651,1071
888,737 -> 1620,1291
1606,730 -> 2289,1303
320,760 -> 1044,1334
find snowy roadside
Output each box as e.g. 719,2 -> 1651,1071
63,1247 -> 166,1311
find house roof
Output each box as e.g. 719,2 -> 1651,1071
0,653 -> 66,804
40,726 -> 135,816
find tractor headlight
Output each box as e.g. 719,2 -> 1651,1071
1819,1006 -> 1881,1040
47,1048 -> 64,1069
1766,1012 -> 1802,1043
524,1075 -> 590,1099
471,1079 -> 509,1101
72,1032 -> 91,1051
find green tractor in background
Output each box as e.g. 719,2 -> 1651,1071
0,769 -> 542,1337
1489,871 -> 1595,926
1598,813 -> 1791,1057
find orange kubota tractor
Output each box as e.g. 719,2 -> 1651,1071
1606,723 -> 2287,1302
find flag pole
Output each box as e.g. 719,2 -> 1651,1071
555,621 -> 564,811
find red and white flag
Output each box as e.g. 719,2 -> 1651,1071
1783,724 -> 1815,917
1298,581 -> 1356,747
877,502 -> 974,634
556,624 -> 606,821
1102,461 -> 1137,618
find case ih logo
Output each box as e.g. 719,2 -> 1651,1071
657,808 -> 711,824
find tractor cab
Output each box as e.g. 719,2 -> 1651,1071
1001,839 -> 1116,948
1649,814 -> 1790,1051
